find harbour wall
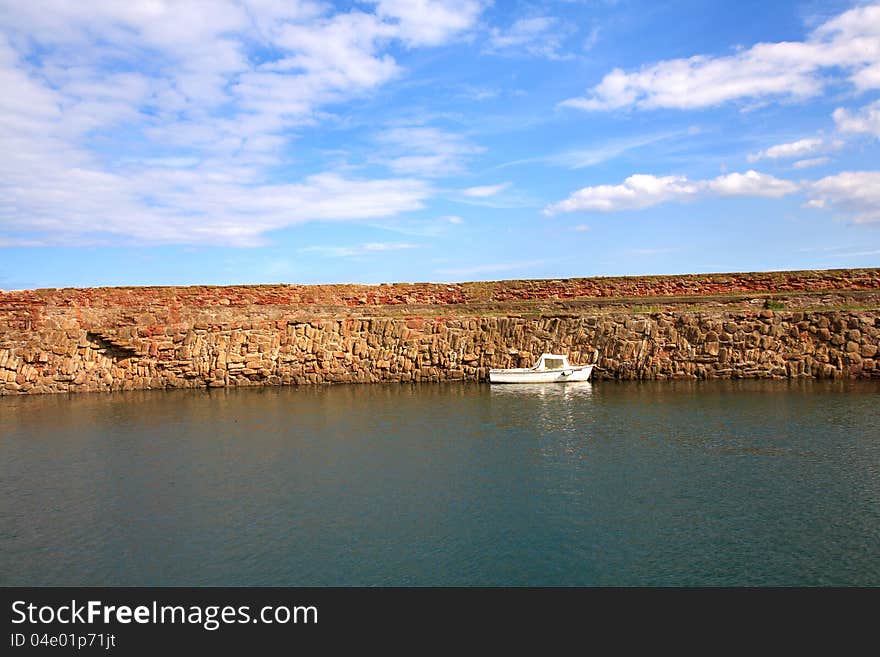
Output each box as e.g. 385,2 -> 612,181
1,269 -> 879,394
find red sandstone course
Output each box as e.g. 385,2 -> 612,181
2,268 -> 879,312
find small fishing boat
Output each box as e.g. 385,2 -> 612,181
489,353 -> 593,384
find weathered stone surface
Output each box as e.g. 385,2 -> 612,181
2,270 -> 880,394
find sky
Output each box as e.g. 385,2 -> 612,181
0,0 -> 879,289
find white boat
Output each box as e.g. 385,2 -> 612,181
489,353 -> 593,384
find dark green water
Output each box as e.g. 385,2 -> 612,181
1,381 -> 878,586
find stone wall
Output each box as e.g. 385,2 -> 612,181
2,307 -> 878,395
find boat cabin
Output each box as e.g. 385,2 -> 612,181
532,353 -> 572,371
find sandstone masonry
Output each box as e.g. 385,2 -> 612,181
2,269 -> 879,395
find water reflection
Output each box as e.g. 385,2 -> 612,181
489,383 -> 597,469
489,383 -> 594,436
1,380 -> 879,586
489,381 -> 594,400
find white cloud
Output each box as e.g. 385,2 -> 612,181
833,100 -> 880,138
241,10 -> 402,105
560,4 -> 880,111
748,138 -> 824,162
0,37 -> 433,247
0,0 -> 484,246
543,170 -> 798,215
706,170 -> 799,197
543,174 -> 699,214
461,182 -> 511,197
805,171 -> 880,224
376,126 -> 484,177
445,215 -> 464,224
486,16 -> 575,60
369,0 -> 484,46
853,63 -> 880,90
582,26 -> 600,52
573,224 -> 589,231
0,155 -> 432,246
299,241 -> 419,257
498,131 -> 686,170
792,157 -> 830,169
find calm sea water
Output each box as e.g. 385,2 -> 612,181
1,380 -> 878,586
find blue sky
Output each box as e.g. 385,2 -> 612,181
0,0 -> 879,289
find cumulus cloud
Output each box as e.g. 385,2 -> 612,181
543,174 -> 700,214
369,0 -> 484,46
805,171 -> 880,223
543,170 -> 798,215
748,138 -> 825,162
833,100 -> 880,138
560,4 -> 880,111
706,170 -> 799,197
545,168 -> 880,226
0,0 -> 483,246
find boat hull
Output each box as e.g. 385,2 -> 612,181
488,365 -> 593,384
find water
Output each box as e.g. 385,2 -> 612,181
1,381 -> 878,586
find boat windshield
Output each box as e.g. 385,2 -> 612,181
543,358 -> 564,370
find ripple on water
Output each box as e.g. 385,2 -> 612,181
0,379 -> 878,585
